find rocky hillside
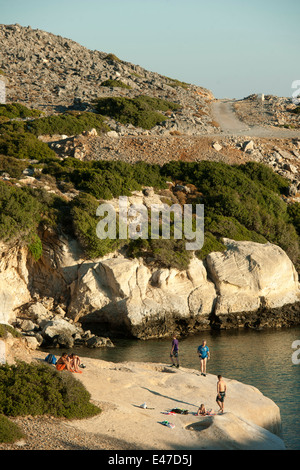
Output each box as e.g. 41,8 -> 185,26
1,24 -> 300,343
234,94 -> 300,129
0,23 -> 216,136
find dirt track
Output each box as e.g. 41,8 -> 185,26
211,100 -> 300,138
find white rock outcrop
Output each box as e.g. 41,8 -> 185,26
0,244 -> 31,324
207,239 -> 300,315
66,358 -> 285,450
1,237 -> 299,337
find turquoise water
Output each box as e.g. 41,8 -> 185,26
52,326 -> 300,449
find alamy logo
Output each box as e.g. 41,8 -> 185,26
96,196 -> 204,251
292,340 -> 300,365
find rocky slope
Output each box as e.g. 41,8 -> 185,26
0,24 -> 300,343
0,23 -> 216,136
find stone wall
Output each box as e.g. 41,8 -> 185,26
0,77 -> 6,104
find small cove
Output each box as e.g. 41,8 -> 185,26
44,326 -> 300,449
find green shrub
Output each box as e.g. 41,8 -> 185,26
105,53 -> 121,63
165,77 -> 190,89
0,155 -> 28,178
127,238 -> 193,271
161,160 -> 300,265
28,233 -> 43,261
94,95 -> 180,129
42,159 -> 166,200
101,79 -> 131,89
0,324 -> 21,339
0,181 -> 43,243
196,232 -> 226,260
0,361 -> 101,419
25,112 -> 110,136
237,161 -> 290,195
288,202 -> 300,234
0,414 -> 25,443
71,193 -> 123,258
0,103 -> 41,120
0,130 -> 56,160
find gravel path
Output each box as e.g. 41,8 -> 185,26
211,100 -> 300,138
0,415 -> 141,451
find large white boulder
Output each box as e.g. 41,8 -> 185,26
206,239 -> 300,315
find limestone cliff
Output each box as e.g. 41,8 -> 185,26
1,231 -> 299,339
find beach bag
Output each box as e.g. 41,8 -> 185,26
170,408 -> 188,415
45,353 -> 57,365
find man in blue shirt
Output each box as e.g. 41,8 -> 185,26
197,340 -> 210,376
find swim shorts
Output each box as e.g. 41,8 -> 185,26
216,391 -> 226,402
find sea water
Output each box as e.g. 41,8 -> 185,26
48,326 -> 300,449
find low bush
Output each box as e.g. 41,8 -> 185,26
0,103 -> 41,120
25,112 -> 110,136
0,414 -> 25,443
161,160 -> 300,265
0,324 -> 21,339
93,95 -> 180,129
0,181 -> 43,243
1,156 -> 299,270
101,79 -> 131,89
42,159 -> 166,200
71,192 -> 123,258
0,361 -> 101,419
0,130 -> 56,160
0,155 -> 28,178
105,53 -> 121,63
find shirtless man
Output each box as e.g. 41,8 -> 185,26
216,375 -> 227,413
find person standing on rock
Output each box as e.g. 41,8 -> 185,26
197,340 -> 210,376
170,334 -> 179,368
216,375 -> 227,413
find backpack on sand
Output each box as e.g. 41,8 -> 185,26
45,354 -> 57,365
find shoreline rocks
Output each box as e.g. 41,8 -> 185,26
1,235 -> 299,341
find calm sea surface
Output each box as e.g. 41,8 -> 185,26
49,326 -> 300,450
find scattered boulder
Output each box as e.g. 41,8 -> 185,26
213,142 -> 222,151
86,336 -> 114,348
243,140 -> 254,152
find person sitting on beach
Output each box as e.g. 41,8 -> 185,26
56,353 -> 73,372
68,353 -> 82,372
196,404 -> 206,416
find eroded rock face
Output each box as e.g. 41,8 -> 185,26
64,239 -> 300,337
66,255 -> 217,338
1,236 -> 300,338
0,243 -> 31,324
